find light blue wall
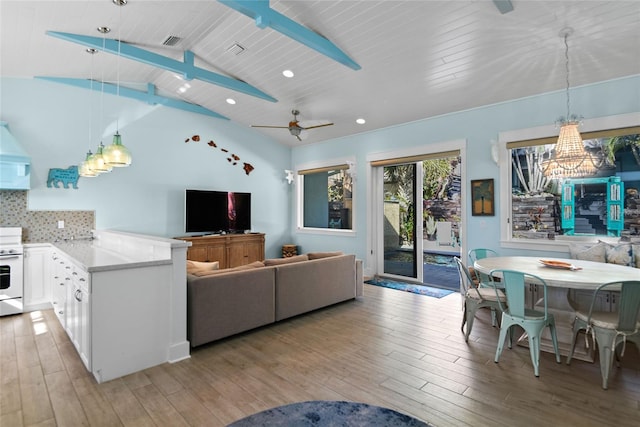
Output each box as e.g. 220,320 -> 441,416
3,76 -> 639,261
1,77 -> 292,258
290,75 -> 640,261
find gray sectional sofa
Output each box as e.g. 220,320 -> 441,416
186,253 -> 363,347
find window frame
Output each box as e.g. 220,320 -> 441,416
295,157 -> 357,236
498,112 -> 640,253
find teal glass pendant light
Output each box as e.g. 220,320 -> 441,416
89,142 -> 113,172
103,0 -> 132,168
103,132 -> 131,167
79,151 -> 98,177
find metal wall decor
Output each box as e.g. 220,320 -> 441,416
184,135 -> 255,175
47,166 -> 80,189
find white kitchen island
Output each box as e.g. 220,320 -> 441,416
49,229 -> 191,383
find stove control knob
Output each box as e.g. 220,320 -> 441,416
0,250 -> 5,255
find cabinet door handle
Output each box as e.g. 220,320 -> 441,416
79,278 -> 86,282
75,289 -> 82,302
58,311 -> 64,315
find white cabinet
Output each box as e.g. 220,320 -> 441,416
23,245 -> 52,311
51,251 -> 92,372
569,289 -> 620,312
50,252 -> 70,327
67,264 -> 91,369
524,283 -> 542,309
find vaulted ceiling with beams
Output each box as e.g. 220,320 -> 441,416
1,1 -> 639,146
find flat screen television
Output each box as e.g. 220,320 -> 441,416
185,189 -> 251,234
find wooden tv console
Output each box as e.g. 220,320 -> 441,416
177,233 -> 265,269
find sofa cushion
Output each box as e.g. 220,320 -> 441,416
568,242 -> 607,263
264,254 -> 309,266
191,261 -> 264,277
307,251 -> 344,260
603,242 -> 634,266
275,254 -> 356,321
187,260 -> 219,274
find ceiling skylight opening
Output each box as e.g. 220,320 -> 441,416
282,69 -> 294,78
226,98 -> 236,105
356,118 -> 366,125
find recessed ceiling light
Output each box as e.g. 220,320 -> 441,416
97,26 -> 111,34
226,98 -> 236,105
356,118 -> 366,124
282,69 -> 294,78
86,48 -> 98,54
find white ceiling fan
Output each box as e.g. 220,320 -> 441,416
252,110 -> 333,141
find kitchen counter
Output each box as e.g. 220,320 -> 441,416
51,240 -> 172,273
28,229 -> 192,383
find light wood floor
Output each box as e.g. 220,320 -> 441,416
2,284 -> 639,427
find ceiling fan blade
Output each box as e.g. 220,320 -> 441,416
251,125 -> 289,129
301,122 -> 334,130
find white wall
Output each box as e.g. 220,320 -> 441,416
1,77 -> 293,258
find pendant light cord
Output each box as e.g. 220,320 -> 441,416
116,3 -> 122,133
564,32 -> 571,121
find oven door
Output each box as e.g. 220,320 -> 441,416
0,254 -> 24,315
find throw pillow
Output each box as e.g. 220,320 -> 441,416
633,244 -> 640,268
568,242 -> 607,263
603,242 -> 633,266
307,251 -> 344,260
187,260 -> 219,274
264,254 -> 309,266
191,261 -> 265,277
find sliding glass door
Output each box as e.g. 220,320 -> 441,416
372,148 -> 463,288
381,163 -> 423,281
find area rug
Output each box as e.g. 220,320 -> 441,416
227,400 -> 431,426
366,278 -> 455,298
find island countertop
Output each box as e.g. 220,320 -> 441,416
50,240 -> 173,272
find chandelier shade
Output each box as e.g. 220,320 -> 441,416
541,121 -> 598,179
103,132 -> 132,167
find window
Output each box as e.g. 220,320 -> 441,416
297,162 -> 354,232
499,114 -> 639,249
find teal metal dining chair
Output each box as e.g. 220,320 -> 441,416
468,248 -> 500,325
454,257 -> 506,342
467,248 -> 499,285
489,269 -> 562,377
566,280 -> 640,389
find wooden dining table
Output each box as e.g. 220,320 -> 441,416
473,256 -> 639,361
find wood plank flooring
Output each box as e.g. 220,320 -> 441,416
1,284 -> 639,427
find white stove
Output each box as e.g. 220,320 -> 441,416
0,227 -> 24,316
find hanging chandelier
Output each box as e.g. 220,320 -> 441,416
541,28 -> 598,180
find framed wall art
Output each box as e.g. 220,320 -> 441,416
471,178 -> 495,216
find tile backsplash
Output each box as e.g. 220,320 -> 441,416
0,190 -> 95,243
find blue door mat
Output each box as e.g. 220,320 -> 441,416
365,278 -> 456,298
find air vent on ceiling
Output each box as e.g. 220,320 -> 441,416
162,35 -> 182,46
226,42 -> 246,55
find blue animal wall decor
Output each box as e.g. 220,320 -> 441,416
47,165 -> 80,189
